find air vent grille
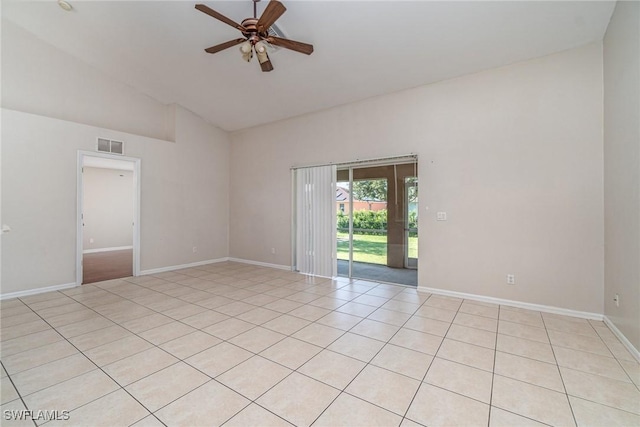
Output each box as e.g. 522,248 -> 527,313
267,24 -> 286,52
97,138 -> 124,155
268,23 -> 286,38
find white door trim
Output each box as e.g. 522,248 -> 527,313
77,150 -> 141,286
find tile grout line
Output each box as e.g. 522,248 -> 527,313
486,305 -> 502,427
592,324 -> 640,390
541,312 -> 578,427
307,292 -> 435,426
489,307 -> 561,426
541,312 -> 640,419
0,359 -> 39,427
18,274 -> 280,424
205,284 -> 429,424
14,296 -> 169,427
46,272 -> 367,424
398,294 -> 466,425
554,317 -> 640,414
149,271 -> 370,424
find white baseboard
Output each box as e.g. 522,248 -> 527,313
140,258 -> 229,275
227,257 -> 291,271
0,282 -> 78,301
417,285 -> 604,321
603,316 -> 640,362
83,245 -> 133,254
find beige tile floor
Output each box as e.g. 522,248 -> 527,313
1,262 -> 639,426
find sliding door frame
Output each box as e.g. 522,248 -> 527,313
336,154 -> 418,281
348,167 -> 354,279
292,154 -> 417,280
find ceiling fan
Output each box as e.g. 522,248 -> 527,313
195,0 -> 314,72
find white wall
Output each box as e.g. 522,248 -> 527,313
230,43 -> 604,314
82,167 -> 134,251
1,106 -> 230,294
1,19 -> 174,142
603,1 -> 640,350
1,16 -> 231,295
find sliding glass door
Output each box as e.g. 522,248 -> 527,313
336,157 -> 418,286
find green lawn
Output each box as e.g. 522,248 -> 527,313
337,232 -> 417,265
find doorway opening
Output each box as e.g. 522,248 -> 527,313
337,159 -> 418,286
76,151 -> 141,285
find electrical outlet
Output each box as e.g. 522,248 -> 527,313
506,274 -> 515,285
436,212 -> 447,221
614,293 -> 619,307
192,246 -> 197,253
89,238 -> 94,243
271,248 -> 276,254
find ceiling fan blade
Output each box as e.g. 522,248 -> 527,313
257,0 -> 286,32
195,4 -> 245,31
205,38 -> 246,54
267,36 -> 314,55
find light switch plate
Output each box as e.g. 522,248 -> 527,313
437,212 -> 447,221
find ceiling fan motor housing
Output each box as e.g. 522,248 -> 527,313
241,18 -> 269,43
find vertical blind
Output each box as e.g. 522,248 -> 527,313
294,165 -> 337,277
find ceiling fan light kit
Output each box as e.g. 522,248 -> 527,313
254,41 -> 274,72
57,0 -> 73,12
195,0 -> 313,72
239,41 -> 253,62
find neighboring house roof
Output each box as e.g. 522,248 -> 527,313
336,186 -> 386,203
336,187 -> 349,202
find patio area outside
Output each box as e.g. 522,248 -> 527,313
337,259 -> 418,286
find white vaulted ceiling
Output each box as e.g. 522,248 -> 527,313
2,1 -> 615,131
